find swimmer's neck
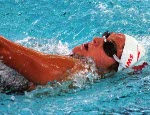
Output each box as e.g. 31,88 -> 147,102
68,53 -> 95,65
68,53 -> 116,77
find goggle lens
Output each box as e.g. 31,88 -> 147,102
102,31 -> 117,57
103,41 -> 117,57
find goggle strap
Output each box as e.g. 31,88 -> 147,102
113,54 -> 121,63
113,54 -> 126,70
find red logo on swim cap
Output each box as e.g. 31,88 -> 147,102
126,54 -> 133,68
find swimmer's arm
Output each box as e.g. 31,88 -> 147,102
0,36 -> 84,85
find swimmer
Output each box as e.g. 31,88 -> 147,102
0,32 -> 146,90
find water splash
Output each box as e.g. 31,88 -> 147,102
0,36 -> 100,96
25,56 -> 100,98
16,36 -> 71,55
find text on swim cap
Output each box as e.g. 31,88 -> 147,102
126,54 -> 133,68
137,51 -> 140,61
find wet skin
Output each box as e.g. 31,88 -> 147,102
0,33 -> 125,86
72,33 -> 125,70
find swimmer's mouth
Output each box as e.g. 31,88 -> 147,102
84,43 -> 89,51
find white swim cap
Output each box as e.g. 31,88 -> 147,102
113,34 -> 145,71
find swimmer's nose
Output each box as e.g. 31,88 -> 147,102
92,37 -> 103,47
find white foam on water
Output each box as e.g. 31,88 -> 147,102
16,36 -> 71,55
0,36 -> 100,95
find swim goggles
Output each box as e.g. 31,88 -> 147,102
102,31 -> 117,58
102,31 -> 146,71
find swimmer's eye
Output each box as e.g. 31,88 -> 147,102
102,31 -> 117,57
103,40 -> 117,57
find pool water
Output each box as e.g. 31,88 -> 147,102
0,0 -> 150,114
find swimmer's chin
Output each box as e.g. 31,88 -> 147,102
72,45 -> 84,53
72,46 -> 79,54
72,48 -> 85,57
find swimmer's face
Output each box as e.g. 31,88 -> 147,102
72,33 -> 125,70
